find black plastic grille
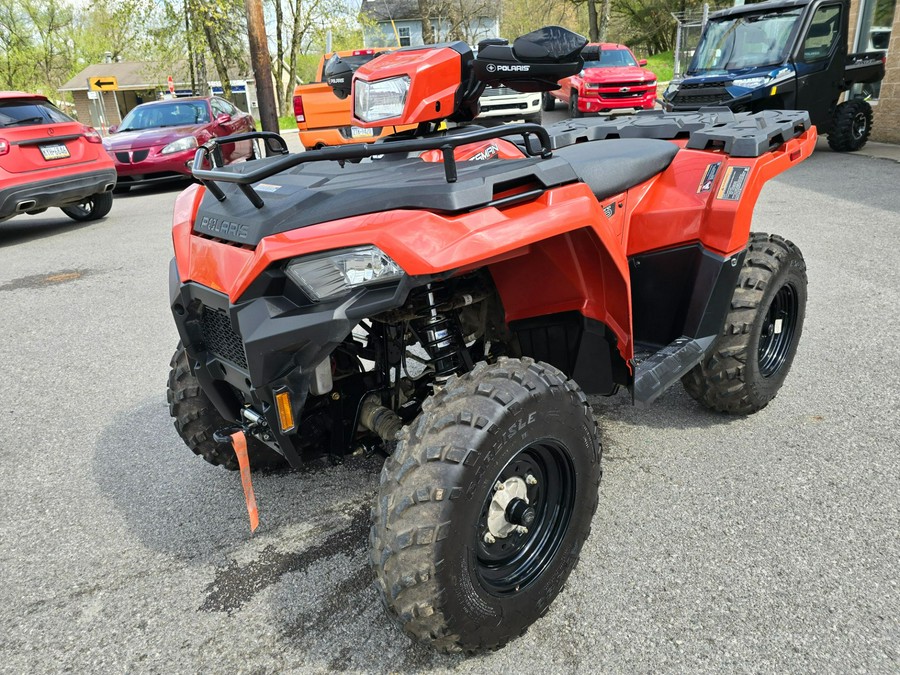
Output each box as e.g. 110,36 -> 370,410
201,306 -> 248,369
133,149 -> 149,162
115,152 -> 130,163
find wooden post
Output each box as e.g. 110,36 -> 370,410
245,0 -> 279,140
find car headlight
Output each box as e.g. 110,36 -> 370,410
285,246 -> 405,302
354,76 -> 410,123
161,136 -> 199,155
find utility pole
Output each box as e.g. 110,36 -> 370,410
245,0 -> 279,139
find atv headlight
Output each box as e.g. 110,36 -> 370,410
354,76 -> 410,123
732,76 -> 770,89
285,246 -> 405,302
161,136 -> 199,154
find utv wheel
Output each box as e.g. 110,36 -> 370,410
569,91 -> 583,118
541,93 -> 556,112
682,233 -> 807,414
167,342 -> 287,470
61,191 -> 113,222
371,357 -> 602,653
828,99 -> 872,152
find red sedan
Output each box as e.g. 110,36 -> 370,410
103,96 -> 255,191
544,44 -> 658,117
0,91 -> 116,223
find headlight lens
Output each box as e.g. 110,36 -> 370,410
161,136 -> 199,155
732,76 -> 770,89
354,76 -> 410,123
285,246 -> 405,302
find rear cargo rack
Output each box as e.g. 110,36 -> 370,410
192,125 -> 553,209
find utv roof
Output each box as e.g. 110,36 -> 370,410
710,0 -> 812,20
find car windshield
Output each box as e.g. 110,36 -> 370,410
689,9 -> 802,74
0,100 -> 73,127
118,101 -> 210,131
584,49 -> 638,68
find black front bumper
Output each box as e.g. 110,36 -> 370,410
168,258 -> 416,466
0,168 -> 117,221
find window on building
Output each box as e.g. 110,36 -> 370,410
853,0 -> 895,100
399,26 -> 410,46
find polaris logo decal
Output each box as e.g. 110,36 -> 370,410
197,215 -> 250,239
485,63 -> 530,73
470,144 -> 499,161
603,202 -> 616,218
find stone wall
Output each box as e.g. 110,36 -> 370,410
871,4 -> 900,143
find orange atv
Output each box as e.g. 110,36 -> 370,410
169,27 -> 814,653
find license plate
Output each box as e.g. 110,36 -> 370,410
350,126 -> 373,138
40,143 -> 70,160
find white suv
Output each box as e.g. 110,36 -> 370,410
477,86 -> 543,124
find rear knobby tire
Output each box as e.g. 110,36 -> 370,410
682,233 -> 807,414
167,342 -> 287,470
371,357 -> 602,653
61,191 -> 113,222
828,99 -> 872,152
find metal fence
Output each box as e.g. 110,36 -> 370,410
671,5 -> 710,80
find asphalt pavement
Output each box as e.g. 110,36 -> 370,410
0,120 -> 897,673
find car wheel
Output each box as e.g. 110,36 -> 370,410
569,91 -> 583,118
61,191 -> 114,222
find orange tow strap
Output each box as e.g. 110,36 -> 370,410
231,431 -> 259,533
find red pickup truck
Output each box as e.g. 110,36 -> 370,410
543,43 -> 658,117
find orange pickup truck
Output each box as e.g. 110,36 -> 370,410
292,48 -> 414,150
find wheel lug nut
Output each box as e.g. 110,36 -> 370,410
494,481 -> 504,491
515,525 -> 529,535
526,474 -> 537,485
483,532 -> 496,545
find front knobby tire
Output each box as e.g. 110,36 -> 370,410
682,233 -> 807,414
167,342 -> 287,470
828,99 -> 873,152
371,357 -> 602,653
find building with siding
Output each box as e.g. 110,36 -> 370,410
360,0 -> 499,48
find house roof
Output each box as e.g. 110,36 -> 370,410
360,0 -> 498,22
360,0 -> 422,21
59,61 -> 251,92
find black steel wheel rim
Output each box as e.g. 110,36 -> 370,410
758,283 -> 798,378
474,440 -> 576,596
852,112 -> 867,140
67,198 -> 93,217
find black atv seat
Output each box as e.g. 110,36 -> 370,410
553,138 -> 679,201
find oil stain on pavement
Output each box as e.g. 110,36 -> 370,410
200,505 -> 370,614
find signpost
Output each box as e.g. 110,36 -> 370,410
89,76 -> 119,91
167,76 -> 175,95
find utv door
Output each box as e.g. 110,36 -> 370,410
793,2 -> 846,132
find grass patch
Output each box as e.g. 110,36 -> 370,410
644,51 -> 675,82
255,115 -> 298,131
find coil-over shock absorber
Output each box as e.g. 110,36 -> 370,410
412,283 -> 467,383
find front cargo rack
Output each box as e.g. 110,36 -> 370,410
191,125 -> 553,209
